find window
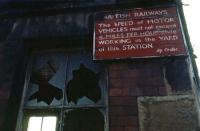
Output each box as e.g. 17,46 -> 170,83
17,49 -> 108,131
27,116 -> 57,131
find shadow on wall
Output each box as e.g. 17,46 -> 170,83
164,58 -> 191,92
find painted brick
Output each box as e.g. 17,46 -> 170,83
121,116 -> 138,126
109,62 -> 163,77
110,80 -> 163,97
109,106 -> 123,116
129,87 -> 143,96
109,96 -> 137,106
109,78 -> 126,88
109,68 -> 139,79
109,88 -> 122,96
108,64 -> 127,71
138,77 -> 164,87
110,116 -> 138,126
122,88 -> 130,96
122,106 -> 138,116
108,62 -> 166,130
109,63 -> 165,97
141,87 -> 159,96
109,106 -> 138,116
110,77 -> 164,90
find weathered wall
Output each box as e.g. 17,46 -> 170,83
0,0 -> 199,130
108,58 -> 197,131
138,95 -> 198,131
0,40 -> 27,130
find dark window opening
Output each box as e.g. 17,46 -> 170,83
64,108 -> 104,131
66,64 -> 101,104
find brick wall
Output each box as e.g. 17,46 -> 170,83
108,58 -> 194,131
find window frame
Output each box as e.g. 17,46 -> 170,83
22,109 -> 60,131
16,49 -> 109,131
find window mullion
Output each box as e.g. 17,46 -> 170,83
63,54 -> 69,107
59,54 -> 70,131
40,117 -> 44,131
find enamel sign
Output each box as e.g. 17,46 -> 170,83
93,6 -> 186,60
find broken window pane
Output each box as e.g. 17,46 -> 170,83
64,108 -> 104,131
65,52 -> 105,106
25,53 -> 67,106
20,50 -> 107,131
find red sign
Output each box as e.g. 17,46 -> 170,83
93,6 -> 187,60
